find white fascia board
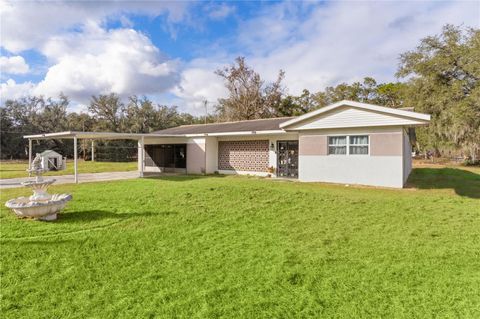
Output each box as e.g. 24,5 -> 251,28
184,134 -> 207,137
290,122 -> 429,132
24,131 -> 74,139
280,100 -> 431,129
206,130 -> 286,137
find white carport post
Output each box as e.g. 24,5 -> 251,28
74,136 -> 78,183
138,136 -> 144,178
91,140 -> 95,162
28,139 -> 32,176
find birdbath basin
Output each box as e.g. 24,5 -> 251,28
5,194 -> 73,221
4,154 -> 72,221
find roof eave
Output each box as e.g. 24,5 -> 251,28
283,121 -> 430,132
205,130 -> 287,137
280,100 -> 431,129
23,130 -> 290,140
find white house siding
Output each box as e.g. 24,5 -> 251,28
298,127 -> 405,188
187,138 -> 206,174
402,130 -> 412,184
289,106 -> 427,130
205,137 -> 218,174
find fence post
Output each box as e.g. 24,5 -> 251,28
28,139 -> 32,176
138,136 -> 144,178
74,136 -> 78,183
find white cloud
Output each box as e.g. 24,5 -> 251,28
208,3 -> 236,20
177,0 -> 480,109
172,59 -> 228,115
1,0 -> 479,114
0,55 -> 29,74
0,79 -> 35,102
0,0 -> 191,108
0,0 -> 190,53
32,23 -> 180,103
243,1 -> 480,95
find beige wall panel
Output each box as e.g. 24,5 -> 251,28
370,133 -> 402,156
299,135 -> 327,156
187,143 -> 206,174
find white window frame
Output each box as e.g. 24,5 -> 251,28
328,135 -> 370,156
349,135 -> 369,155
328,136 -> 347,155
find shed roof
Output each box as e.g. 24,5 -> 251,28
153,117 -> 294,135
40,150 -> 62,157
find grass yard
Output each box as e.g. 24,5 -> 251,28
1,167 -> 479,318
0,160 -> 137,179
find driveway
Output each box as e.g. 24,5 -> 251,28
0,171 -> 140,189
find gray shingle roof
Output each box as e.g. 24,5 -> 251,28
153,117 -> 294,135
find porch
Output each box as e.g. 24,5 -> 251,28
143,134 -> 299,178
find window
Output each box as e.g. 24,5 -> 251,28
328,135 -> 369,155
328,136 -> 347,155
349,135 -> 369,155
145,144 -> 187,169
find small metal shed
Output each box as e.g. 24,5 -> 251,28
39,150 -> 66,171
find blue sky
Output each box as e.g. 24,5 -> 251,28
1,0 -> 479,114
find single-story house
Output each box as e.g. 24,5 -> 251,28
24,100 -> 430,188
142,100 -> 430,188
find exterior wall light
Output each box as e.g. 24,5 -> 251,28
270,142 -> 276,151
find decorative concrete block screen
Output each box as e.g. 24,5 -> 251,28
218,140 -> 269,172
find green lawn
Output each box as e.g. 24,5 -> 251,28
0,160 -> 137,179
1,168 -> 479,318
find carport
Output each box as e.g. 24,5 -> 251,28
23,131 -> 179,183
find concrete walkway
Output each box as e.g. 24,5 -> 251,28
0,171 -> 140,189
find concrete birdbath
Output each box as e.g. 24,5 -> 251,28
5,154 -> 72,221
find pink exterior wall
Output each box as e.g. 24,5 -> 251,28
370,133 -> 402,156
299,135 -> 327,156
299,132 -> 402,157
187,143 -> 206,174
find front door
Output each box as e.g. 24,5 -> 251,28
277,141 -> 298,178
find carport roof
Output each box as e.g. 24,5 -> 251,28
23,131 -> 181,140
